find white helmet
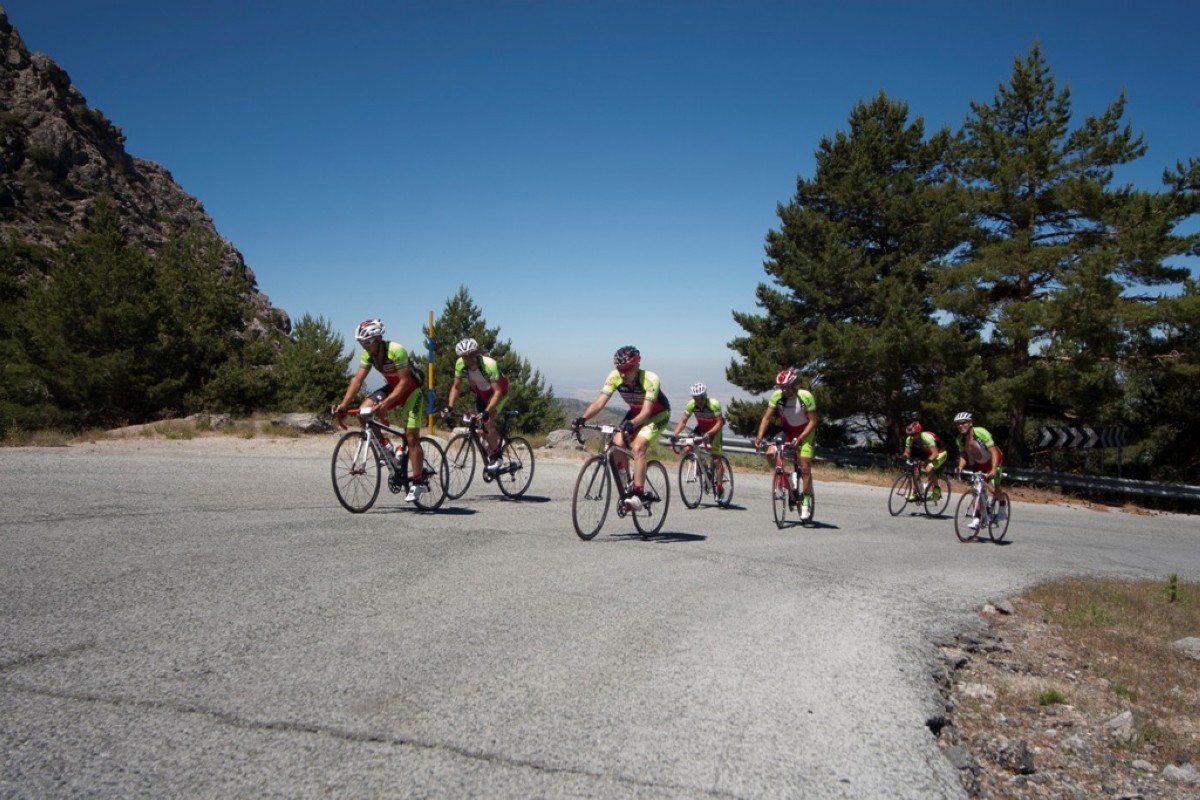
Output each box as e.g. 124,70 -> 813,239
355,318 -> 384,344
954,411 -> 973,424
455,338 -> 479,356
690,382 -> 707,397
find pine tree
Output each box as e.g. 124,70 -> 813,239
942,42 -> 1197,466
727,93 -> 971,444
274,314 -> 352,411
431,286 -> 562,434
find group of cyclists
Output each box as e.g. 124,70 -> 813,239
902,413 -> 1010,529
333,319 -> 1007,524
331,319 -> 512,503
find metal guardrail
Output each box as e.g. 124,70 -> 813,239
661,434 -> 1200,503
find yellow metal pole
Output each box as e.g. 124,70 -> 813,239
427,310 -> 435,432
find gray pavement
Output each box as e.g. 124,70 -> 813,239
1,437 -> 1196,798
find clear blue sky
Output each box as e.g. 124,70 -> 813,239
6,1 -> 1198,406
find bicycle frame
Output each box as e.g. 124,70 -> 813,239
954,470 -> 1009,543
760,433 -> 813,528
570,423 -> 670,539
337,408 -> 410,483
443,410 -> 534,500
331,409 -> 448,512
887,457 -> 950,518
672,435 -> 733,509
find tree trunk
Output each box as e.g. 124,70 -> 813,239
1007,400 -> 1026,468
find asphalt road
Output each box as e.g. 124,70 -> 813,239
2,437 -> 1196,798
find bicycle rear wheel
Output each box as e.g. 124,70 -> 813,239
954,491 -> 981,542
572,455 -> 611,540
714,456 -> 734,508
332,431 -> 382,513
772,472 -> 788,529
678,454 -> 703,509
496,437 -> 535,498
923,475 -> 952,517
989,501 -> 1011,543
888,472 -> 913,516
444,433 -> 475,500
632,460 -> 670,537
413,437 -> 448,511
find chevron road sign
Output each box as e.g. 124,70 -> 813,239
1034,426 -> 1127,449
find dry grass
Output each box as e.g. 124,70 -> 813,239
1021,577 -> 1200,764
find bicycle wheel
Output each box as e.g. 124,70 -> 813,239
714,456 -> 734,508
954,491 -> 981,542
496,437 -> 535,498
572,455 -> 611,540
923,475 -> 952,517
988,500 -> 1011,543
632,460 -> 670,537
678,453 -> 703,509
413,437 -> 448,511
772,472 -> 788,529
444,433 -> 476,500
888,472 -> 913,516
332,431 -> 382,513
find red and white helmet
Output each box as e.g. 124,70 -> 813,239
774,367 -> 799,388
613,345 -> 640,370
355,318 -> 384,344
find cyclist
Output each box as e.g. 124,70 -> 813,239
901,420 -> 947,502
572,345 -> 671,511
752,368 -> 818,522
670,382 -> 727,495
332,319 -> 428,503
953,411 -> 1009,528
443,338 -> 510,473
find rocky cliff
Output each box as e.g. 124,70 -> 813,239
0,5 -> 288,336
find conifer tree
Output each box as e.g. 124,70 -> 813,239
941,43 -> 1198,465
727,93 -> 970,444
430,286 -> 562,434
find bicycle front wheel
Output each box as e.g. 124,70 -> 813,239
496,437 -> 535,498
678,454 -> 703,509
714,456 -> 734,508
332,431 -> 382,513
632,460 -> 670,537
923,475 -> 952,517
954,491 -> 981,542
888,472 -> 913,517
989,501 -> 1011,543
572,455 -> 611,540
772,472 -> 788,529
444,433 -> 476,500
413,437 -> 448,511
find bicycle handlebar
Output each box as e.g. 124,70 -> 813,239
670,435 -> 709,455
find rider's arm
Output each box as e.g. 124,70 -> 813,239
986,445 -> 1001,479
445,377 -> 459,409
577,392 -> 611,423
796,410 -> 818,442
378,371 -> 414,413
334,364 -> 371,412
753,405 -> 774,446
483,378 -> 503,416
671,411 -> 690,437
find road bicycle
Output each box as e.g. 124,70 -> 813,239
671,434 -> 734,509
887,457 -> 951,517
954,470 -> 1011,543
443,410 -> 535,500
570,423 -> 671,540
760,433 -> 815,528
331,408 -> 448,513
